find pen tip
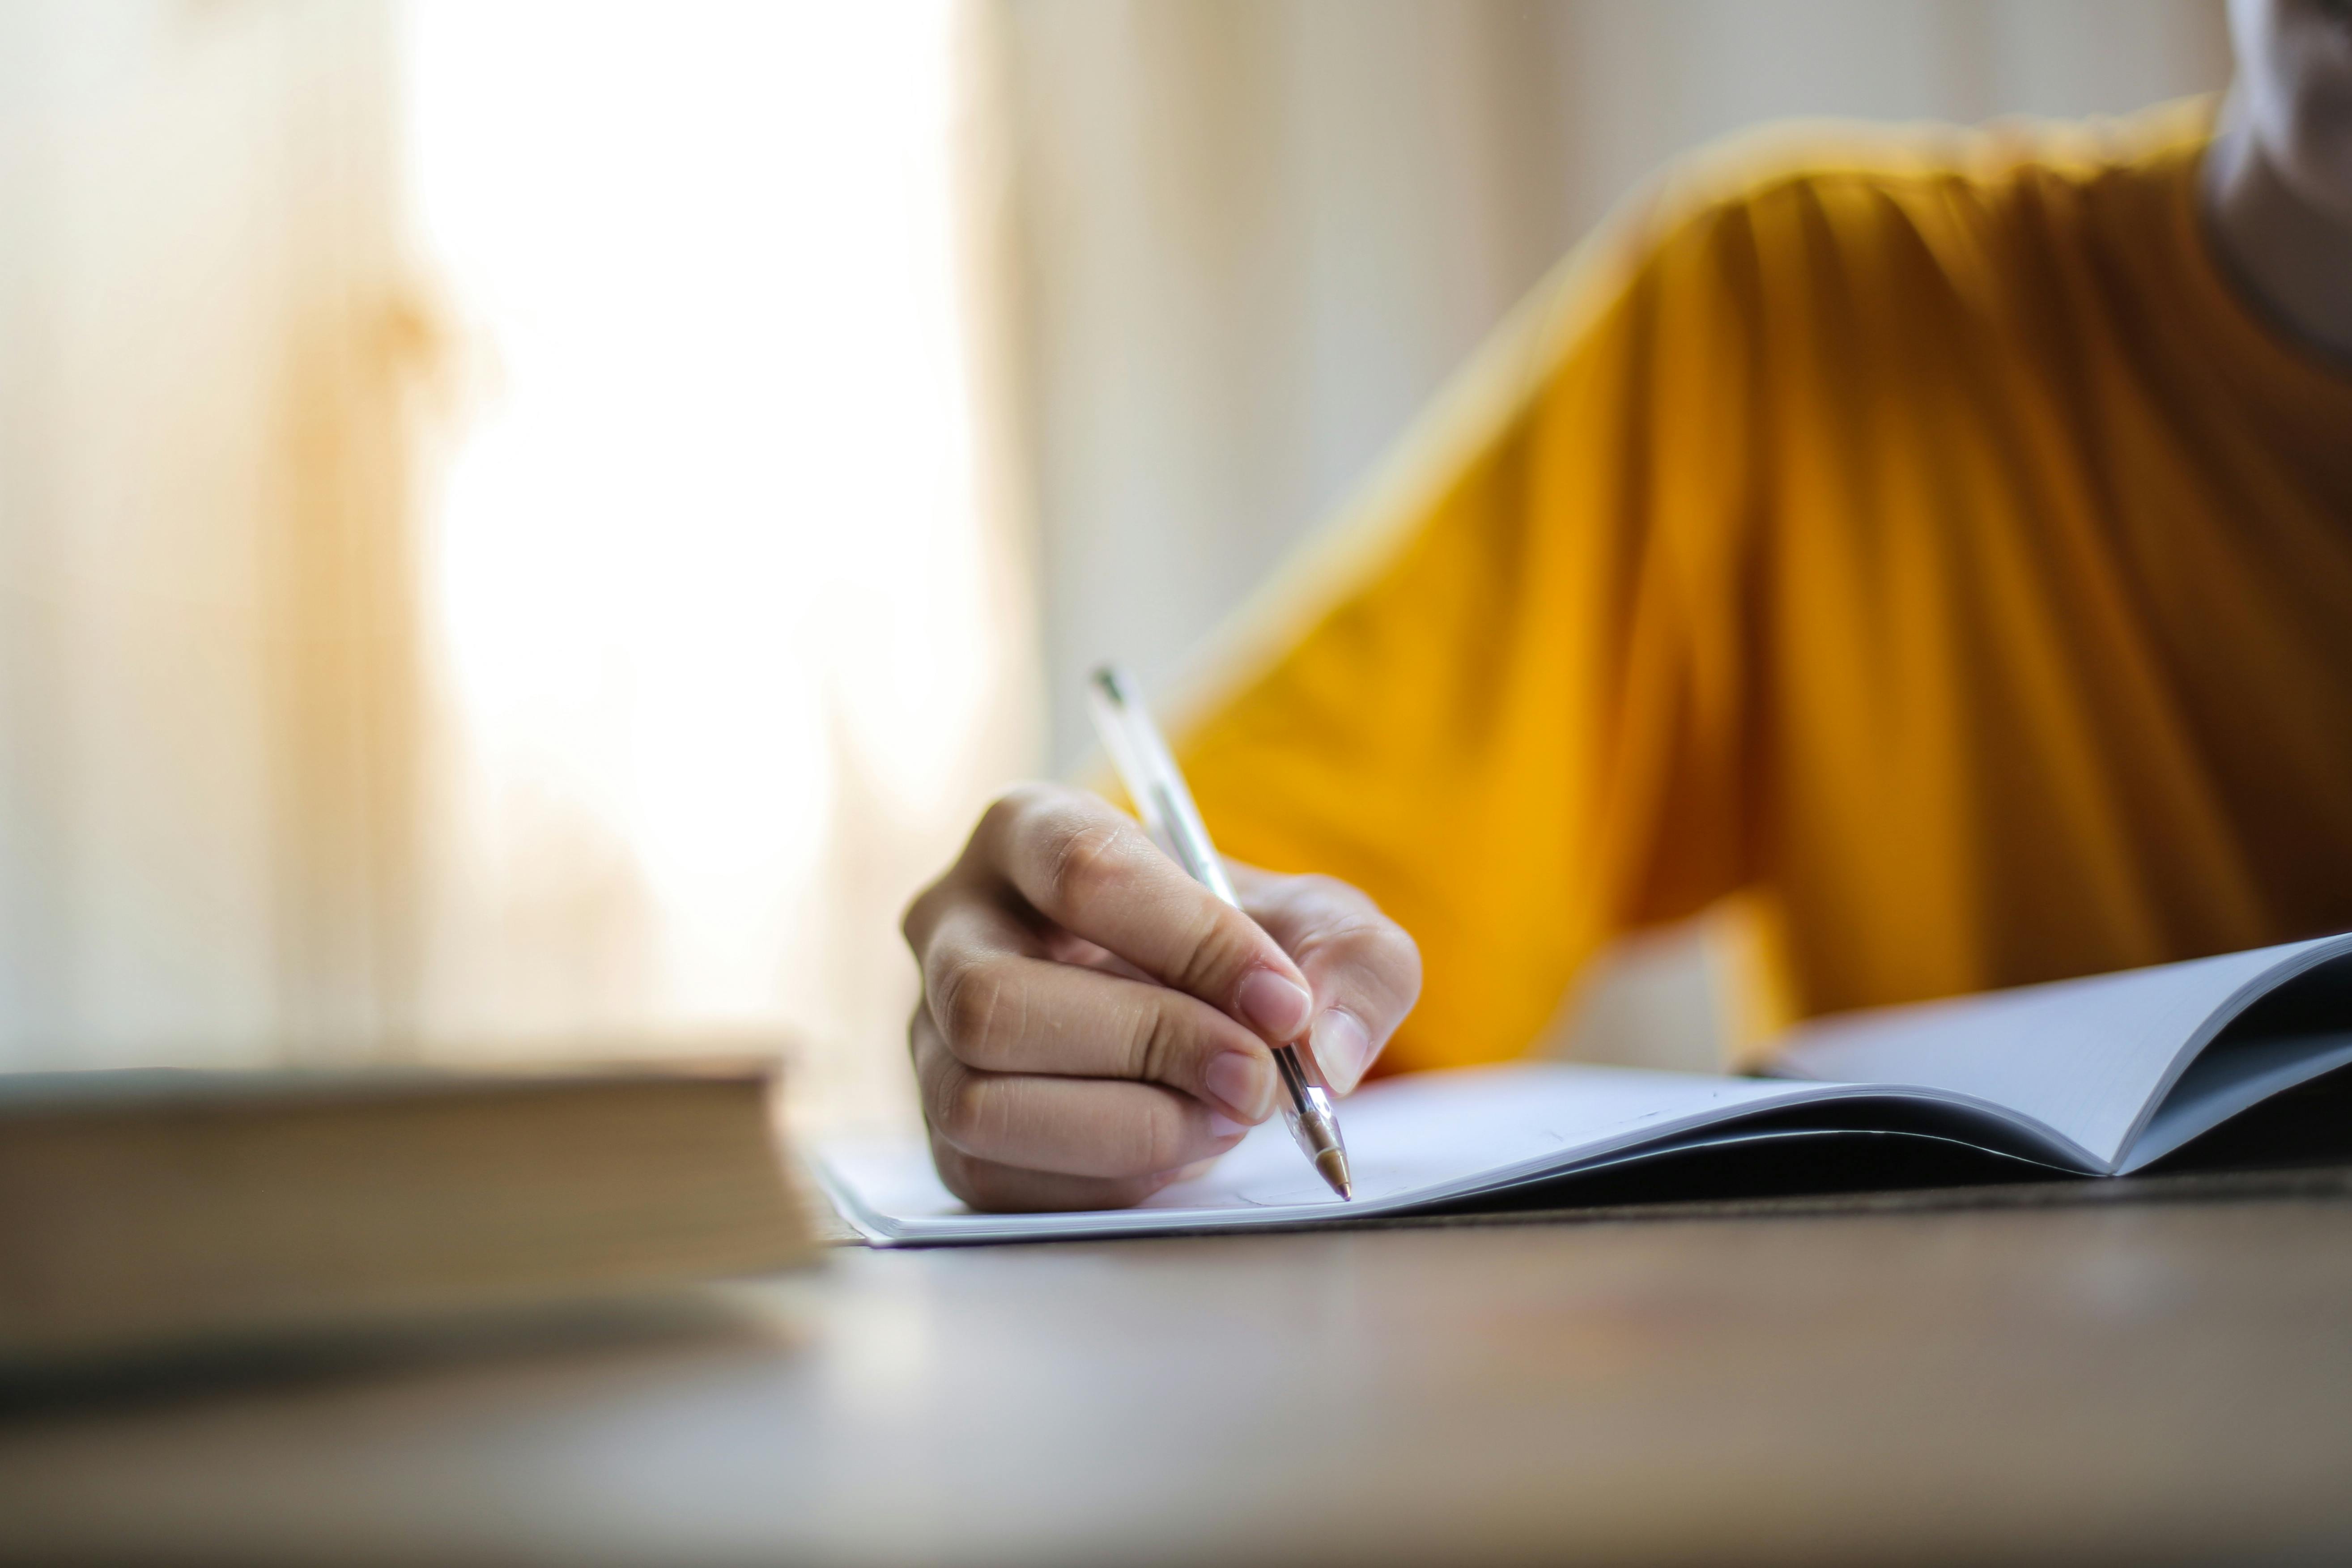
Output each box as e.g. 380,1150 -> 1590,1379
1315,1147 -> 1353,1201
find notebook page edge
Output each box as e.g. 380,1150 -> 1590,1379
2110,933 -> 2352,1170
1767,935 -> 2352,1169
2117,1032 -> 2352,1173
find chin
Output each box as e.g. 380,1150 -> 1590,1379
2279,110 -> 2352,221
2259,0 -> 2352,219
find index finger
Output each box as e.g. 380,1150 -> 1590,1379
978,785 -> 1316,1046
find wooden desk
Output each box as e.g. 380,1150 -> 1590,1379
5,1171 -> 2351,1565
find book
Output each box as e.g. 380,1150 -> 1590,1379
0,1059 -> 823,1363
819,932 -> 2352,1245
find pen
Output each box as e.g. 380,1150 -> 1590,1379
1086,664 -> 1353,1199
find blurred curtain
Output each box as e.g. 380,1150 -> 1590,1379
0,3 -> 1034,1139
0,1 -> 429,1071
400,2 -> 1035,1133
993,0 -> 2233,1065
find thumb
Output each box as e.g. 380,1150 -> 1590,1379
1232,867 -> 1421,1095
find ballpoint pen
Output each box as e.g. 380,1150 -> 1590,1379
1085,663 -> 1353,1199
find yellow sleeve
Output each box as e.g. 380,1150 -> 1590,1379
1174,193 -> 1768,1074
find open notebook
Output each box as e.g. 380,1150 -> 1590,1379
819,932 -> 2352,1245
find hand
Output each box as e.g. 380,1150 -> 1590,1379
902,782 -> 1421,1212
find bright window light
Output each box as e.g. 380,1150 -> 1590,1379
403,0 -> 1009,1082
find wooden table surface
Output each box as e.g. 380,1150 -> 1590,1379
5,1170 -> 2352,1567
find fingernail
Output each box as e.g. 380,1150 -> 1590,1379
1206,1112 -> 1249,1140
1204,1050 -> 1276,1123
1310,1008 -> 1374,1094
1236,969 -> 1313,1041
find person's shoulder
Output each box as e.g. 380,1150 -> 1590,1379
1623,96 -> 2216,263
1397,104 -> 2218,476
1654,97 -> 2215,219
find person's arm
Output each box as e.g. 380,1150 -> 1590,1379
1178,191 -> 1767,1076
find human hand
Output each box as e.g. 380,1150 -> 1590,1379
902,782 -> 1421,1211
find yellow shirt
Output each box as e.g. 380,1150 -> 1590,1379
1174,101 -> 2352,1075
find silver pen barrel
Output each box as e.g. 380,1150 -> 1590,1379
1087,664 -> 1354,1199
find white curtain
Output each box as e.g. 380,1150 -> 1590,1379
0,3 -> 1033,1141
0,1 -> 424,1070
399,2 -> 1035,1134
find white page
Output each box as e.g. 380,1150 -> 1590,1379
1769,933 -> 2352,1170
817,1063 -> 2029,1245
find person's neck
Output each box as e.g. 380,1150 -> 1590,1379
2201,104 -> 2352,365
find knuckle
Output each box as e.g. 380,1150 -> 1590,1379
1170,905 -> 1252,997
1124,998 -> 1188,1086
1299,903 -> 1421,989
991,781 -> 1079,842
927,1057 -> 996,1149
973,786 -> 1047,871
1353,919 -> 1418,977
1294,906 -> 1384,958
929,952 -> 1014,1059
1351,918 -> 1424,1003
1272,897 -> 1421,1032
978,786 -> 1037,844
1042,817 -> 1132,914
911,789 -> 1053,948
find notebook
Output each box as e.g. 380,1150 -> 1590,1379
819,932 -> 2352,1245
